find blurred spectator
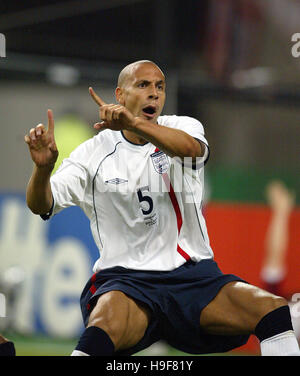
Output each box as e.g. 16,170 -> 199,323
260,180 -> 295,297
204,0 -> 263,83
260,180 -> 299,344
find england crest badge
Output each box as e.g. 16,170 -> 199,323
150,150 -> 170,174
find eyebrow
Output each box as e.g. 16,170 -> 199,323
136,79 -> 165,85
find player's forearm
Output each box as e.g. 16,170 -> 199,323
132,118 -> 203,159
26,165 -> 53,215
264,211 -> 289,268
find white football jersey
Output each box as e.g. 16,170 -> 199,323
48,115 -> 214,272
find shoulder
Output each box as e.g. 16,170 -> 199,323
68,134 -> 97,160
69,130 -> 118,162
158,114 -> 204,131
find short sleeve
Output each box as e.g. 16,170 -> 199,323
175,116 -> 209,150
50,156 -> 87,216
159,115 -> 210,169
41,138 -> 94,219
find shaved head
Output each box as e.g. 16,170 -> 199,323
117,60 -> 165,88
115,59 -> 166,124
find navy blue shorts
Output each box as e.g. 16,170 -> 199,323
79,259 -> 249,355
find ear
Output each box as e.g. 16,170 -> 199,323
115,87 -> 125,105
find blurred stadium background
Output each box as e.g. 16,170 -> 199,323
0,0 -> 299,356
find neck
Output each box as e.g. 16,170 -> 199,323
122,129 -> 148,145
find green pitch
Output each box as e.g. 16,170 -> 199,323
5,333 -> 252,356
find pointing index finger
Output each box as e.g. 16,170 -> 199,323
47,109 -> 55,134
89,87 -> 106,107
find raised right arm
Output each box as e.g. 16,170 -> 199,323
24,109 -> 58,215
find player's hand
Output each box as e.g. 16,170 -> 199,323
89,87 -> 136,131
24,109 -> 58,169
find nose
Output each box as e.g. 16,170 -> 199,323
148,84 -> 159,99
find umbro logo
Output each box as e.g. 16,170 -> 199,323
105,178 -> 128,184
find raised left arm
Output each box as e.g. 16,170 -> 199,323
89,86 -> 205,160
132,117 -> 205,159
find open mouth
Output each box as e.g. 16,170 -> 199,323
142,105 -> 157,118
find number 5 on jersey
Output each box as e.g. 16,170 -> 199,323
137,188 -> 153,215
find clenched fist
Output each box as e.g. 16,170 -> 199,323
89,87 -> 136,131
